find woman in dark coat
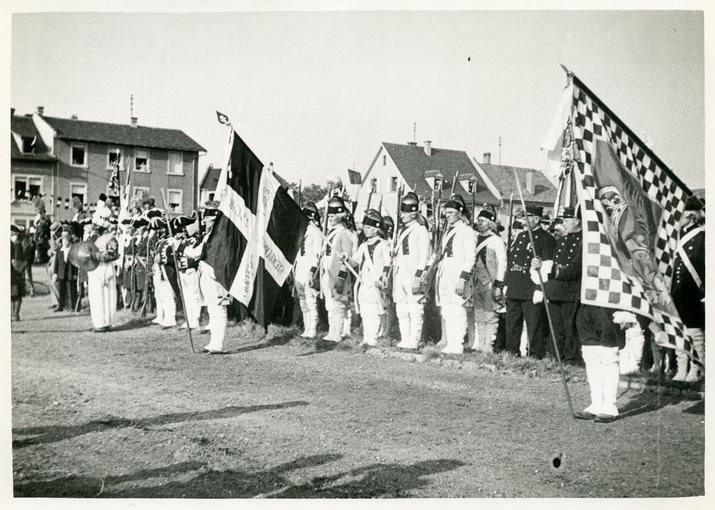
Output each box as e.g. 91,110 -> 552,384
11,225 -> 28,320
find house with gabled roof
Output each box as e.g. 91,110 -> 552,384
354,141 -> 556,227
11,106 -> 205,228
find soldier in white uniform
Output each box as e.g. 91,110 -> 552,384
378,215 -> 397,339
393,192 -> 432,349
468,209 -> 507,353
87,208 -> 120,332
150,217 -> 177,329
341,209 -> 391,346
319,196 -> 355,342
185,202 -> 228,353
435,195 -> 477,354
294,202 -> 323,338
173,213 -> 203,331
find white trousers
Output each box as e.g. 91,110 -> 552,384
395,302 -> 424,348
581,345 -> 620,417
199,267 -> 227,352
179,269 -> 202,329
441,304 -> 467,354
153,272 -> 176,327
87,262 -> 116,329
360,303 -> 383,346
467,308 -> 499,352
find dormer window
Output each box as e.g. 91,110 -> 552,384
21,136 -> 36,153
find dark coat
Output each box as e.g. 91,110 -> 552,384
671,224 -> 705,329
545,230 -> 582,302
505,226 -> 556,300
11,240 -> 27,297
53,245 -> 78,281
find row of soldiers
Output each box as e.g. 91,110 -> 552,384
293,190 -> 704,422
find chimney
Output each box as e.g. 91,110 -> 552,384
483,152 -> 491,164
36,106 -> 44,116
131,116 -> 138,127
71,114 -> 78,120
525,170 -> 535,194
11,107 -> 15,118
407,141 -> 417,146
424,140 -> 432,157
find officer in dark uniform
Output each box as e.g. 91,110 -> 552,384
504,205 -> 556,358
532,206 -> 582,364
671,196 -> 705,382
131,217 -> 151,314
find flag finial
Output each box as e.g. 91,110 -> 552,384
559,63 -> 574,81
216,111 -> 230,126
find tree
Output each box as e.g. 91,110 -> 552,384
289,182 -> 328,206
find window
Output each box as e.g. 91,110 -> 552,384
383,155 -> 387,166
168,151 -> 184,175
13,175 -> 42,200
135,149 -> 150,172
107,147 -> 122,169
208,192 -> 215,201
167,189 -> 183,213
21,136 -> 36,153
390,176 -> 398,192
133,186 -> 150,200
70,183 -> 87,206
370,177 -> 377,193
71,144 -> 87,167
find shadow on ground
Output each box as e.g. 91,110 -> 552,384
12,401 -> 309,449
14,455 -> 464,498
618,389 -> 704,419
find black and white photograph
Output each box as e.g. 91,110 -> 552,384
4,0 -> 709,503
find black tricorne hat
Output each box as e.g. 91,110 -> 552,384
477,209 -> 496,222
525,205 -> 543,217
327,196 -> 347,215
362,208 -> 383,229
302,202 -> 319,221
400,192 -> 420,213
443,194 -> 468,215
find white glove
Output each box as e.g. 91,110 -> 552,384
540,260 -> 554,282
530,269 -> 541,285
532,290 -> 543,304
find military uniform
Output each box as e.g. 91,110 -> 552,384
435,197 -> 476,354
504,207 -> 556,358
346,209 -> 390,346
671,199 -> 705,382
320,196 -> 355,342
152,224 -> 177,328
176,233 -> 203,330
378,215 -> 397,339
393,193 -> 432,349
294,203 -> 323,338
539,228 -> 582,364
468,210 -> 507,353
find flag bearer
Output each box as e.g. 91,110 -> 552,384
341,209 -> 391,346
435,196 -> 476,354
392,192 -> 431,349
319,196 -> 355,342
671,196 -> 705,382
468,209 -> 507,353
185,201 -> 228,353
294,202 -> 323,338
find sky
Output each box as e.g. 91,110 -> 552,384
10,9 -> 705,188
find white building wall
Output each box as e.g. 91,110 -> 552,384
353,145 -> 409,225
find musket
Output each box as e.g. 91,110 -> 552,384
383,184 -> 404,293
470,178 -> 477,228
160,187 -> 196,353
311,184 -> 334,292
298,180 -> 303,209
506,190 -> 515,254
365,179 -> 375,213
419,172 -> 459,299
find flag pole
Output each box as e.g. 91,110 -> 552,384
513,169 -> 575,418
159,187 -> 197,354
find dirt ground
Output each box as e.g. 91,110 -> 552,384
11,267 -> 705,498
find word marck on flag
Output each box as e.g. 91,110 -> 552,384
543,67 -> 698,363
203,129 -> 307,328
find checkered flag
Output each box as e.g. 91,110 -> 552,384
562,75 -> 696,362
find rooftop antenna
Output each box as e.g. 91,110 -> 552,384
498,136 -> 502,165
413,122 -> 417,143
130,94 -> 134,118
